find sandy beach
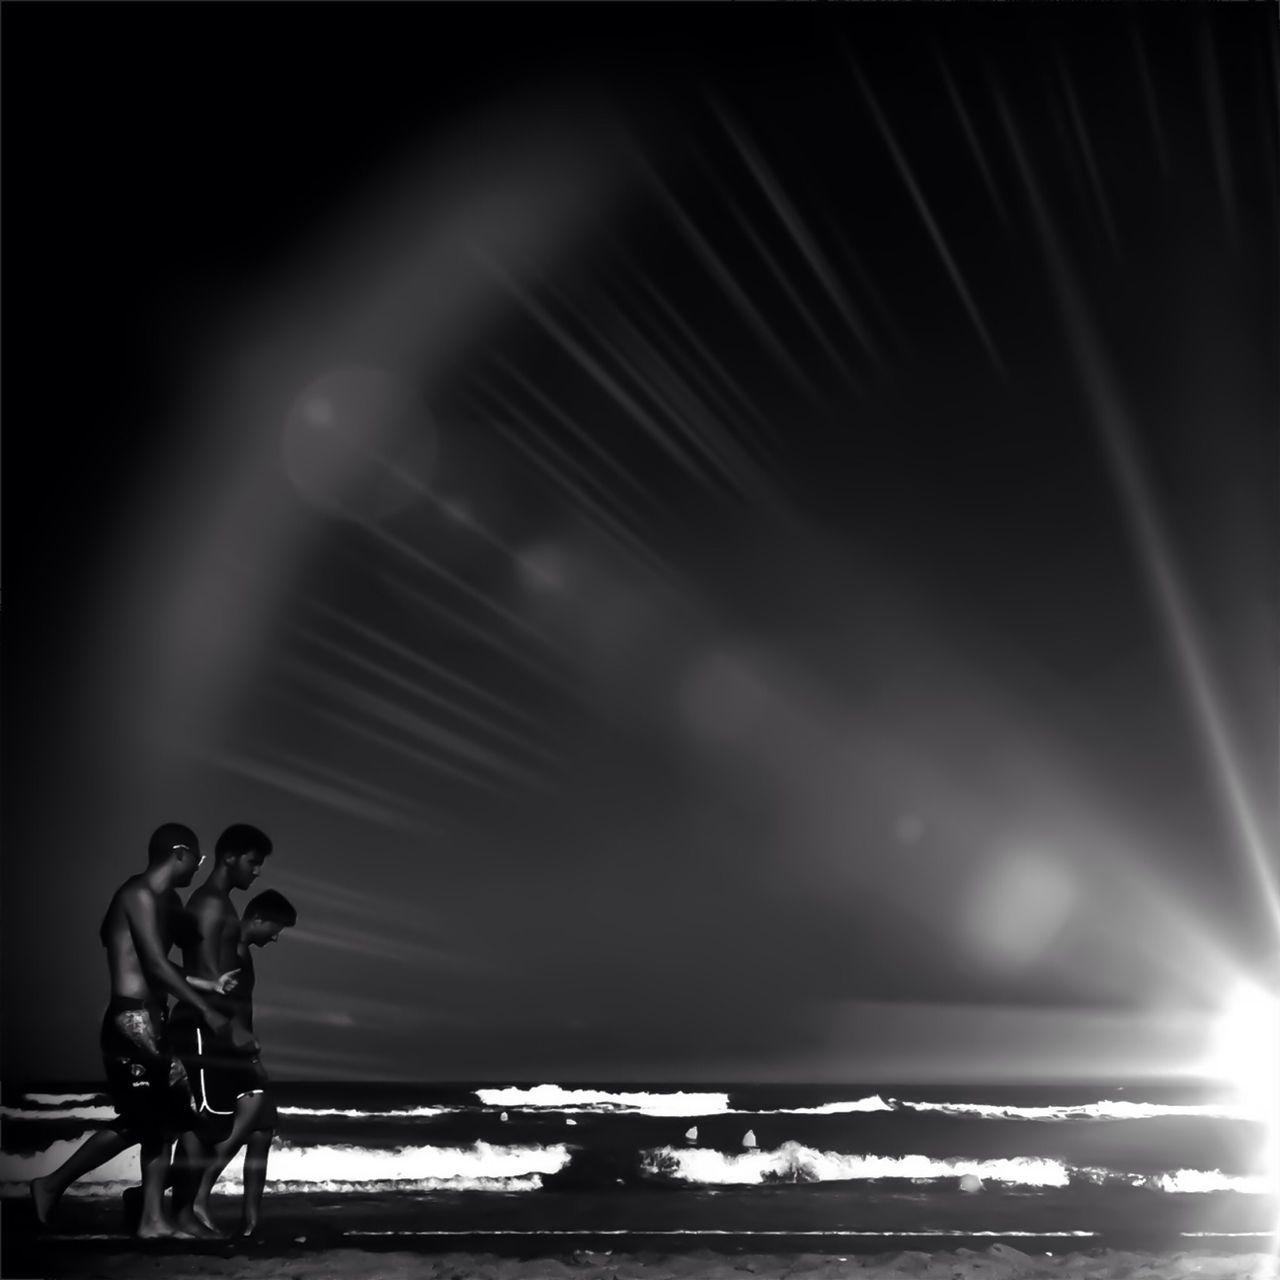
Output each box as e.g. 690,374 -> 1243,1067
4,1244 -> 1278,1280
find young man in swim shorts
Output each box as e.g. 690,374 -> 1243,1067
168,823 -> 275,1235
178,889 -> 297,1237
29,824 -> 259,1238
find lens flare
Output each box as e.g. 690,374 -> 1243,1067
1205,978 -> 1280,1179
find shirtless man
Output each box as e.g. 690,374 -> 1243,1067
169,823 -> 273,1234
181,889 -> 296,1236
29,824 -> 258,1238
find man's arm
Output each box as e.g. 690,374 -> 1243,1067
188,894 -> 234,982
124,886 -> 227,1026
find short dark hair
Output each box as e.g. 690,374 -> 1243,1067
243,889 -> 297,927
215,823 -> 272,861
148,822 -> 199,867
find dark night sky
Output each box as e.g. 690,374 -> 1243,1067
2,2 -> 1277,1085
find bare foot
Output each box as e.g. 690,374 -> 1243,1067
239,1215 -> 261,1239
176,1205 -> 224,1239
135,1216 -> 199,1240
29,1176 -> 60,1226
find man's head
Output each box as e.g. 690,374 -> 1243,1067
241,889 -> 296,947
148,823 -> 203,887
214,823 -> 273,891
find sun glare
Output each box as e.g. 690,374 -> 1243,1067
1206,978 -> 1280,1179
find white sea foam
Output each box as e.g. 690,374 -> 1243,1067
0,1139 -> 572,1197
898,1099 -> 1252,1122
278,1106 -> 455,1119
1,1105 -> 118,1122
1139,1169 -> 1274,1195
0,1133 -> 1267,1199
475,1086 -> 731,1116
642,1142 -> 1074,1187
746,1097 -> 894,1116
21,1093 -> 103,1106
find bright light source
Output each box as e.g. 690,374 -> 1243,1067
1206,978 -> 1280,1177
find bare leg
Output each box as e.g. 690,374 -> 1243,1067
30,1128 -> 134,1224
240,1127 -> 273,1236
171,1130 -> 223,1238
134,1133 -> 195,1240
193,1093 -> 271,1226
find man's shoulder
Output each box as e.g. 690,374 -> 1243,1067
114,875 -> 156,906
188,885 -> 232,910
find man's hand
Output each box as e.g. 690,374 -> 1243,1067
168,1056 -> 192,1095
214,969 -> 241,996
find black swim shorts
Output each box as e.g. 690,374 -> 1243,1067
169,1004 -> 263,1138
100,997 -> 197,1136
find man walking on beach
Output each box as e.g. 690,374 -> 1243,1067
29,823 -> 259,1239
169,823 -> 274,1235
180,889 -> 297,1237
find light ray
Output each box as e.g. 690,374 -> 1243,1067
1199,23 -> 1239,242
847,52 -> 1006,377
580,291 -> 785,504
1130,25 -> 1172,178
285,657 -> 549,786
467,239 -> 735,489
602,240 -> 783,462
295,625 -> 562,766
273,749 -> 445,815
996,92 -> 1280,929
634,156 -> 817,403
289,923 -> 469,972
380,572 -> 578,692
710,98 -> 881,370
517,269 -> 745,495
469,385 -> 694,590
492,354 -> 671,510
1056,56 -> 1123,258
196,746 -> 434,833
280,692 -> 522,796
307,600 -> 547,729
934,50 -> 1012,230
717,187 -> 867,397
815,210 -> 913,362
357,514 -> 557,652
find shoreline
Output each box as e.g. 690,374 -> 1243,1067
3,1242 -> 1277,1280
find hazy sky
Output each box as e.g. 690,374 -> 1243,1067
3,3 -> 1276,1085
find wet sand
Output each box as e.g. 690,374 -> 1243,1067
4,1245 -> 1277,1280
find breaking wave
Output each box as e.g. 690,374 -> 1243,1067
899,1099 -> 1253,1123
277,1106 -> 455,1119
0,1133 -> 1267,1200
639,1143 -> 1271,1194
19,1093 -> 103,1106
642,1144 -> 1073,1187
0,1139 -> 571,1197
1,1105 -> 117,1122
475,1087 -> 731,1116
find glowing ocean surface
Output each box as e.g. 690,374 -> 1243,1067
1,1081 -> 1275,1244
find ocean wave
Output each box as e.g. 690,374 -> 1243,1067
21,1093 -> 104,1106
641,1143 -> 1073,1187
637,1143 -> 1273,1195
475,1087 -> 731,1116
0,1138 -> 571,1195
1,1105 -> 118,1122
737,1097 -> 894,1116
898,1099 -> 1251,1122
1129,1169 -> 1274,1195
278,1106 -> 456,1119
1,1134 -> 1267,1199
0,1173 -> 547,1200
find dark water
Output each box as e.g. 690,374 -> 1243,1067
1,1080 -> 1274,1244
